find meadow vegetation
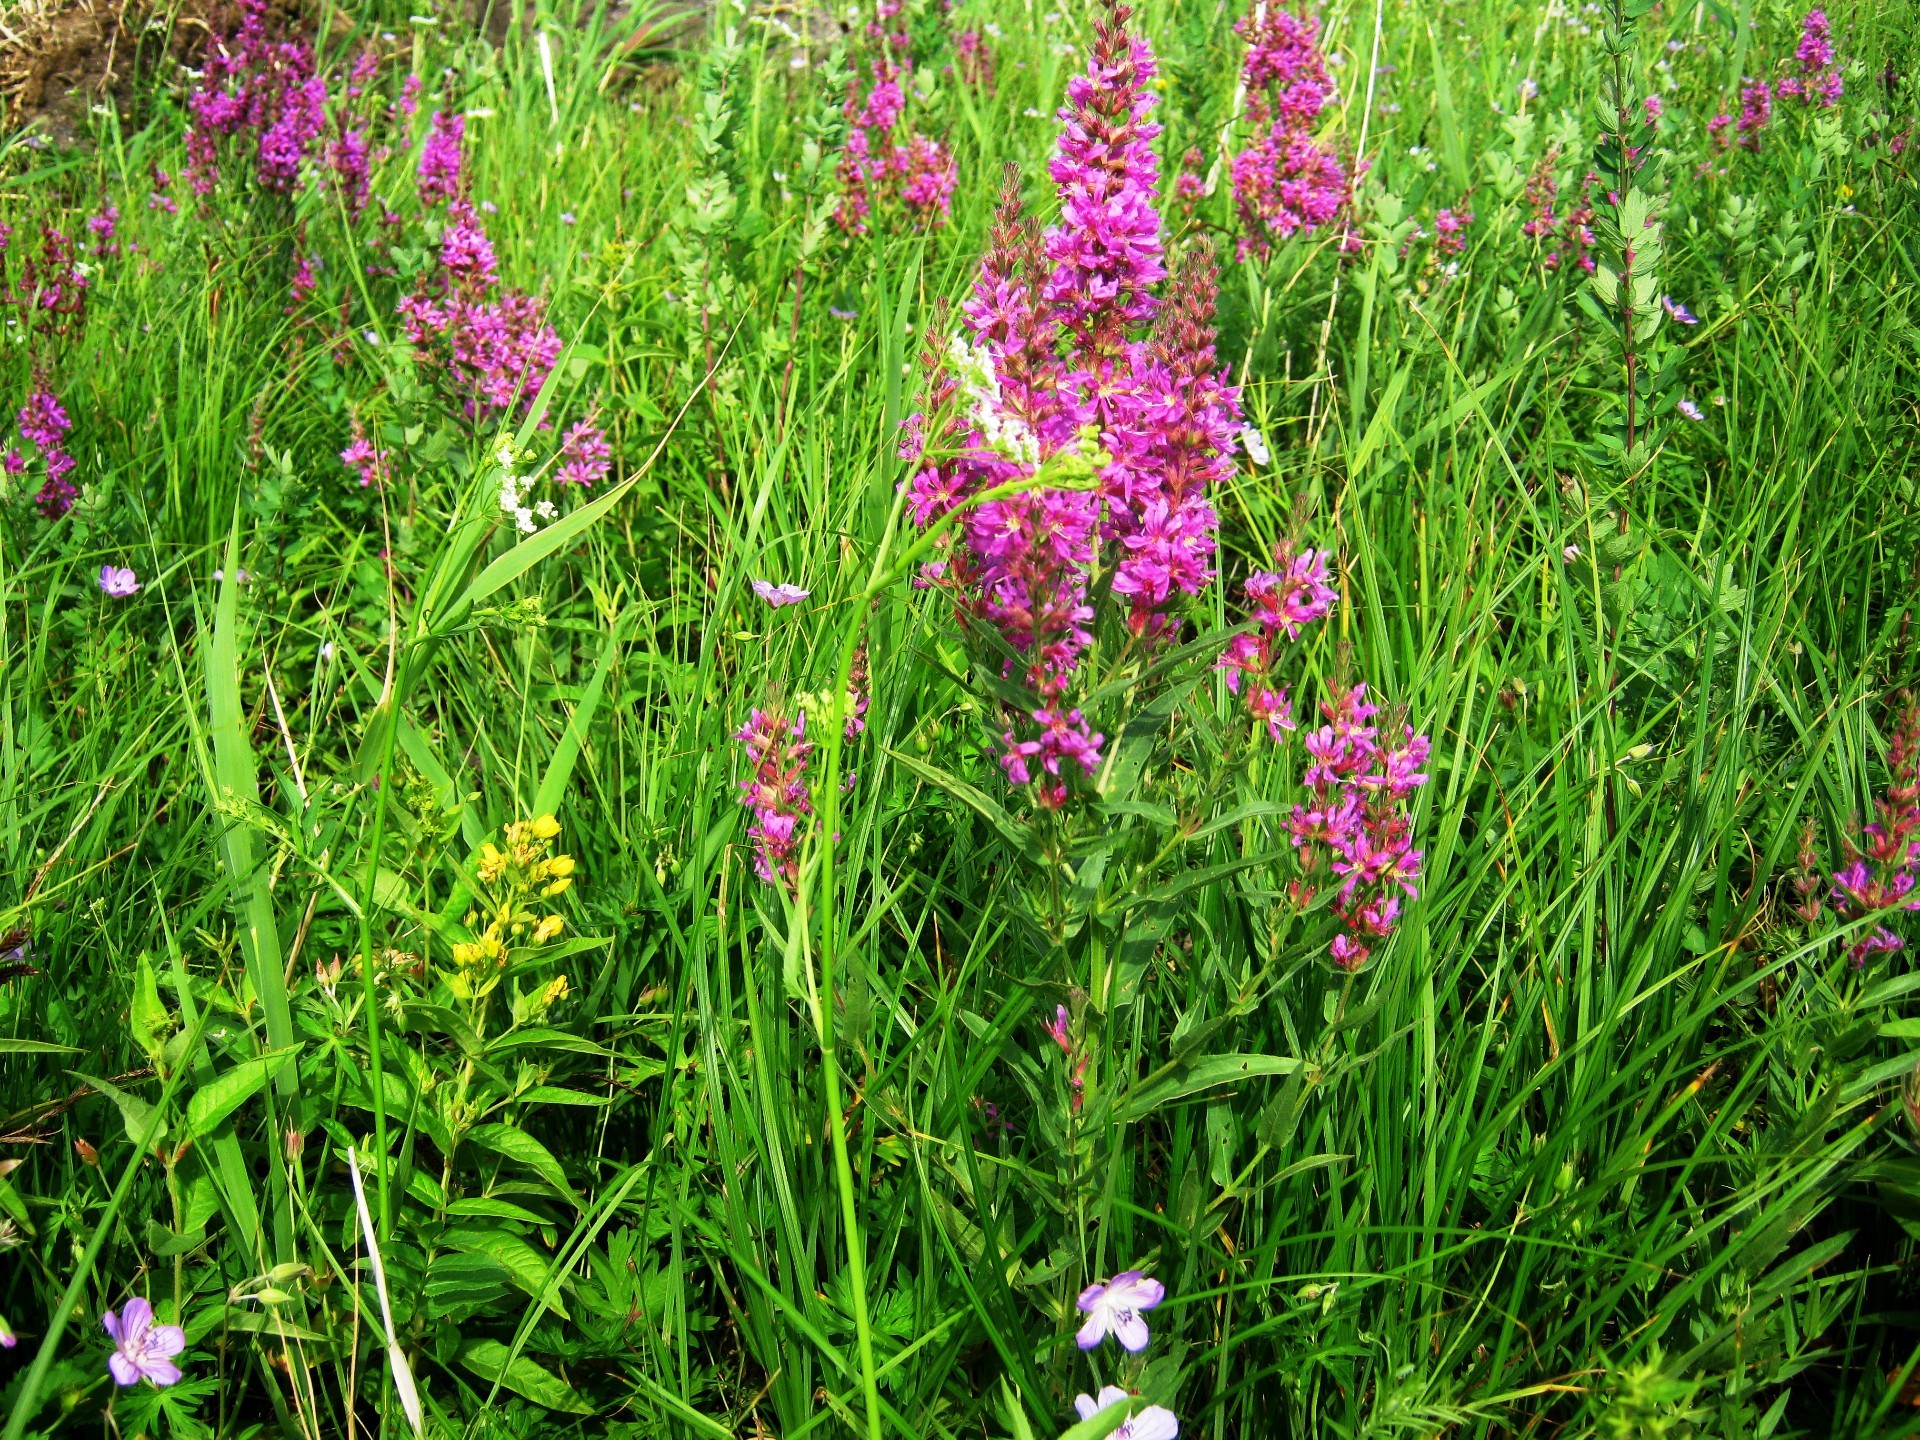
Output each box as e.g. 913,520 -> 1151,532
1,0 -> 1919,1434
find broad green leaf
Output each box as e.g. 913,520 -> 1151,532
885,747 -> 1038,860
1116,1054 -> 1300,1123
72,1071 -> 164,1148
446,1226 -> 573,1318
467,1122 -> 580,1203
458,1341 -> 592,1413
185,1048 -> 300,1140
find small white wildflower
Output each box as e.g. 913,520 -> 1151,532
1239,425 -> 1271,466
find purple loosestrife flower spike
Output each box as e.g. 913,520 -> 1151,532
752,580 -> 811,607
417,110 -> 465,204
98,566 -> 139,598
1075,1387 -> 1179,1440
103,1297 -> 185,1387
1043,2 -> 1165,357
1075,1270 -> 1165,1352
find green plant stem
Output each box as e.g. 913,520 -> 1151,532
356,645 -> 408,1239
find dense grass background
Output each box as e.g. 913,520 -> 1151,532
2,0 -> 1920,1434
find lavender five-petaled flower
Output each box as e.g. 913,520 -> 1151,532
1677,398 -> 1704,421
1076,1270 -> 1165,1351
1661,296 -> 1698,325
752,580 -> 811,607
98,565 -> 139,598
1075,1386 -> 1179,1440
103,1297 -> 185,1386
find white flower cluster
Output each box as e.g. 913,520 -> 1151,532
494,436 -> 556,536
948,333 -> 1040,468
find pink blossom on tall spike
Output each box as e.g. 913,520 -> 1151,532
1737,79 -> 1772,148
339,417 -> 387,487
1043,4 -> 1165,357
899,135 -> 959,225
1230,5 -> 1350,259
735,708 -> 813,888
290,252 -> 317,305
417,111 -> 465,204
556,419 -> 612,487
1432,207 -> 1473,256
439,202 -> 497,282
397,74 -> 422,124
329,128 -> 371,216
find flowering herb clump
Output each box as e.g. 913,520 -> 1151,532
735,708 -> 814,888
184,0 -> 330,198
1795,696 -> 1920,966
9,385 -> 78,519
1229,5 -> 1351,259
396,200 -> 562,423
836,1 -> 959,232
1778,8 -> 1843,108
906,0 -> 1241,808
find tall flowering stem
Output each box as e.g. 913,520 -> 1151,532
1800,696 -> 1920,966
835,3 -> 959,233
1229,5 -> 1350,260
907,2 -> 1241,811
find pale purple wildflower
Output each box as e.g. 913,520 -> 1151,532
1677,398 -> 1705,421
103,1297 -> 185,1387
751,580 -> 812,607
1661,296 -> 1699,325
1076,1271 -> 1165,1352
1074,1387 -> 1179,1440
98,565 -> 140,597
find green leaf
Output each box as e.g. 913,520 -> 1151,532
885,747 -> 1038,860
467,1122 -> 580,1204
446,1226 -> 572,1318
1116,1054 -> 1300,1123
0,1039 -> 80,1055
184,1047 -> 300,1140
533,608 -> 636,819
130,957 -> 172,1065
72,1071 -> 165,1149
458,1341 -> 592,1413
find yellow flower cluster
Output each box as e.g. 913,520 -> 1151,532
450,814 -> 576,976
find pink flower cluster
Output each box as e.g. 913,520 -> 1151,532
952,29 -> 995,91
1431,207 -> 1473,257
395,201 -> 561,421
837,55 -> 958,233
735,708 -> 813,887
1805,697 -> 1920,966
557,418 -> 612,488
1521,152 -> 1596,273
1284,684 -> 1429,970
905,2 -> 1242,807
339,416 -> 388,488
1229,7 -> 1350,260
11,386 -> 77,519
1736,78 -> 1773,149
185,0 -> 329,197
2,223 -> 93,339
1218,544 -> 1338,739
1778,9 -> 1843,107
417,110 -> 465,205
